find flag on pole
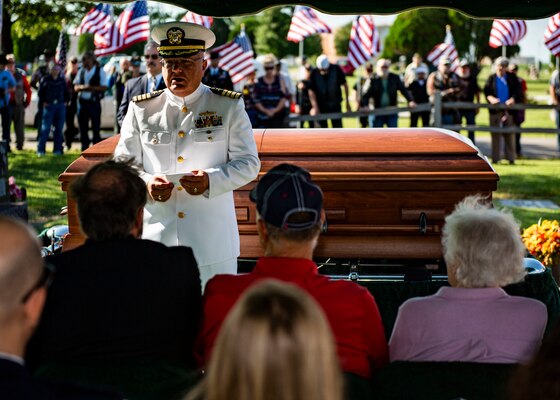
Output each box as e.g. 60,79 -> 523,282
55,30 -> 68,71
287,6 -> 332,43
427,25 -> 459,71
212,27 -> 255,84
347,15 -> 380,70
94,0 -> 150,57
544,13 -> 560,57
75,3 -> 113,36
181,11 -> 213,28
489,19 -> 527,48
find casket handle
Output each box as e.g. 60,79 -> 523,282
419,212 -> 427,235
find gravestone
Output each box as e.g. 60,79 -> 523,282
0,141 -> 9,203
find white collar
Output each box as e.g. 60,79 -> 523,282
0,351 -> 24,366
165,83 -> 204,107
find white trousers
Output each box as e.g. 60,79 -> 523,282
199,258 -> 238,291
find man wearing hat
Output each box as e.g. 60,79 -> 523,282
483,57 -> 522,164
117,41 -> 165,127
115,22 -> 260,286
0,53 -> 16,152
427,57 -> 461,125
197,163 -> 389,379
406,65 -> 430,127
202,51 -> 233,91
456,59 -> 480,144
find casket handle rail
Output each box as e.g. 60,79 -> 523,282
419,212 -> 427,235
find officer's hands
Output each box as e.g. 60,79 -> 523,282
148,175 -> 174,202
180,170 -> 209,196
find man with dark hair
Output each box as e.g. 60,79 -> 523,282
197,163 -> 389,380
117,41 -> 165,127
26,159 -> 201,373
202,51 -> 233,91
0,217 -> 122,399
73,51 -> 107,151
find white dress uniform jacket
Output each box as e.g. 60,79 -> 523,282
115,84 -> 260,266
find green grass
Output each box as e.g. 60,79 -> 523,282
8,150 -> 81,231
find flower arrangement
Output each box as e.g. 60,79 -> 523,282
522,219 -> 560,267
8,176 -> 25,202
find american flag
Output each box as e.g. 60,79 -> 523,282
75,3 -> 113,36
489,19 -> 527,48
347,15 -> 380,71
287,6 -> 332,43
94,1 -> 150,57
181,11 -> 213,28
55,30 -> 68,71
427,25 -> 459,71
212,27 -> 254,84
544,13 -> 560,57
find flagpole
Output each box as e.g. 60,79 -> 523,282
297,39 -> 304,128
502,46 -> 506,58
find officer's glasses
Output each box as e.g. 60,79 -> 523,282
21,263 -> 55,304
161,57 -> 204,70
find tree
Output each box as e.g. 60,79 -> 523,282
334,21 -> 353,57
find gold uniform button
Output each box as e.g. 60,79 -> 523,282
151,138 -> 158,144
177,186 -> 183,191
206,130 -> 212,134
208,137 -> 213,141
182,106 -> 188,113
178,130 -> 185,138
177,156 -> 184,163
177,212 -> 185,218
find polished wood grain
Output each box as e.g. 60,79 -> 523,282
59,128 -> 498,260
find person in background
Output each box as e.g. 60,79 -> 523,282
108,57 -> 130,134
483,57 -> 521,164
30,50 -> 53,141
404,53 -> 429,87
202,51 -> 233,91
73,51 -> 107,151
187,281 -> 344,400
390,194 -> 547,363
427,57 -> 461,126
117,41 -> 165,127
122,56 -> 143,84
509,63 -> 527,157
0,54 -> 17,152
6,54 -> 31,151
360,58 -> 416,128
354,62 -> 374,128
197,163 -> 388,379
64,56 -> 79,150
456,59 -> 481,144
241,70 -> 258,128
551,68 -> 560,152
295,64 -> 314,128
308,54 -> 350,128
406,66 -> 430,127
276,59 -> 295,118
253,54 -> 288,128
37,62 -> 67,156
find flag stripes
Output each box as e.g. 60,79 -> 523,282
489,19 -> 527,48
55,30 -> 68,71
181,11 -> 214,28
544,13 -> 560,57
94,1 -> 150,57
347,15 -> 380,70
427,26 -> 459,71
75,3 -> 113,36
287,6 -> 332,43
212,29 -> 254,84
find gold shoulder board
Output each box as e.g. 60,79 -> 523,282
210,87 -> 242,100
132,89 -> 165,103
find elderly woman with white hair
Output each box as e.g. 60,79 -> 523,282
389,195 -> 547,364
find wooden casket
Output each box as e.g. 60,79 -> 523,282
59,128 -> 498,269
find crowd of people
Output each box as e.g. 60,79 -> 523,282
0,21 -> 559,400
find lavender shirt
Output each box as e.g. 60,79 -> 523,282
389,286 -> 547,364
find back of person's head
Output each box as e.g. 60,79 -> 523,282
188,280 -> 343,400
508,321 -> 560,400
442,194 -> 526,288
0,217 -> 45,338
71,158 -> 147,241
250,163 -> 323,244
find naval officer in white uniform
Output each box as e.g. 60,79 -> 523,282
115,22 -> 260,286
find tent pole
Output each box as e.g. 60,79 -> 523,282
502,46 -> 506,58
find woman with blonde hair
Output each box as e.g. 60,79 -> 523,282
186,279 -> 343,400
